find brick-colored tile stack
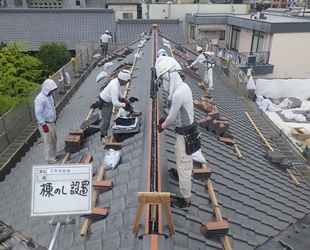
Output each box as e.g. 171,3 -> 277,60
64,129 -> 85,153
203,221 -> 229,237
192,168 -> 212,179
196,97 -> 230,136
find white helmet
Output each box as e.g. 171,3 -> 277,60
118,69 -> 131,82
157,49 -> 166,56
155,60 -> 175,80
105,30 -> 109,33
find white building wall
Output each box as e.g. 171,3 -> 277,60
267,32 -> 310,78
109,5 -> 137,20
239,28 -> 253,53
142,4 -> 249,31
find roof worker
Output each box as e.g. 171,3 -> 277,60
187,46 -> 215,92
155,49 -> 185,116
155,49 -> 182,72
100,30 -> 112,58
156,60 -> 201,211
141,30 -> 150,40
34,79 -> 58,164
98,69 -> 140,144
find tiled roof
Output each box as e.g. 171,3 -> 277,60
0,9 -> 116,50
0,32 -> 310,250
115,19 -> 187,43
0,10 -> 187,51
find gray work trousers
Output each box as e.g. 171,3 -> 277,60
175,134 -> 193,199
39,122 -> 57,162
100,102 -> 113,137
203,67 -> 213,89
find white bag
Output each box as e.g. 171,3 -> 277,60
192,151 -> 207,164
103,149 -> 121,170
246,75 -> 256,90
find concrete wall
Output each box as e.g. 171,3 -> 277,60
265,32 -> 310,78
142,4 -> 249,31
109,5 -> 138,20
239,28 -> 253,53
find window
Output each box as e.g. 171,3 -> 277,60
29,0 -> 62,8
219,30 -> 225,40
251,30 -> 264,53
231,26 -> 240,51
123,13 -> 133,19
190,25 -> 196,40
76,0 -> 80,6
14,0 -> 23,6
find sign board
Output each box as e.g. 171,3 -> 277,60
31,164 -> 92,217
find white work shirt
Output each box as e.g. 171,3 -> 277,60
191,51 -> 215,67
162,72 -> 194,129
99,78 -> 126,108
100,33 -> 112,43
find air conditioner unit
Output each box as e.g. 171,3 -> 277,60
210,39 -> 219,46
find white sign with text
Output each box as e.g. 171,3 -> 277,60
31,164 -> 92,216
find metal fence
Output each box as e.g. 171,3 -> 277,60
217,47 -> 270,67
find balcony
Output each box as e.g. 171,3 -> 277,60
218,48 -> 274,75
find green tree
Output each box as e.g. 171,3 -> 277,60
36,42 -> 71,74
0,41 -> 6,51
0,42 -> 44,114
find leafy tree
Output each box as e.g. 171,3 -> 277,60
36,42 -> 71,74
0,42 -> 45,114
0,41 -> 6,51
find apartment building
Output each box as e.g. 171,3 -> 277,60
187,12 -> 310,78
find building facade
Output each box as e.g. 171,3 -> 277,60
186,13 -> 310,78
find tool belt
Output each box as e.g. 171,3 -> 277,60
101,43 -> 108,50
176,122 -> 201,155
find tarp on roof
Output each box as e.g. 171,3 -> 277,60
256,79 -> 310,101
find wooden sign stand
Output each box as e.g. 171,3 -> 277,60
132,192 -> 175,235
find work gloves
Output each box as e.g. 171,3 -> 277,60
42,124 -> 49,133
90,96 -> 101,109
157,117 -> 166,133
159,117 -> 166,124
129,97 -> 139,103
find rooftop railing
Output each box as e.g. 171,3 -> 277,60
217,47 -> 271,67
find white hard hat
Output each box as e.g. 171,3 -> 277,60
105,30 -> 109,33
155,60 -> 175,80
118,69 -> 131,82
157,49 -> 166,56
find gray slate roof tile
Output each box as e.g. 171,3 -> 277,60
1,28 -> 310,250
0,9 -> 116,50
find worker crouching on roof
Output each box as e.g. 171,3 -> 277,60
188,46 -> 215,91
156,60 -> 201,211
98,70 -> 140,144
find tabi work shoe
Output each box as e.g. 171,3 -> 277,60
168,168 -> 179,181
171,198 -> 191,211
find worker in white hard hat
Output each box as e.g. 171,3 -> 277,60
155,49 -> 182,71
155,49 -> 185,116
99,69 -> 136,144
187,46 -> 215,91
100,30 -> 112,58
156,60 -> 200,211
